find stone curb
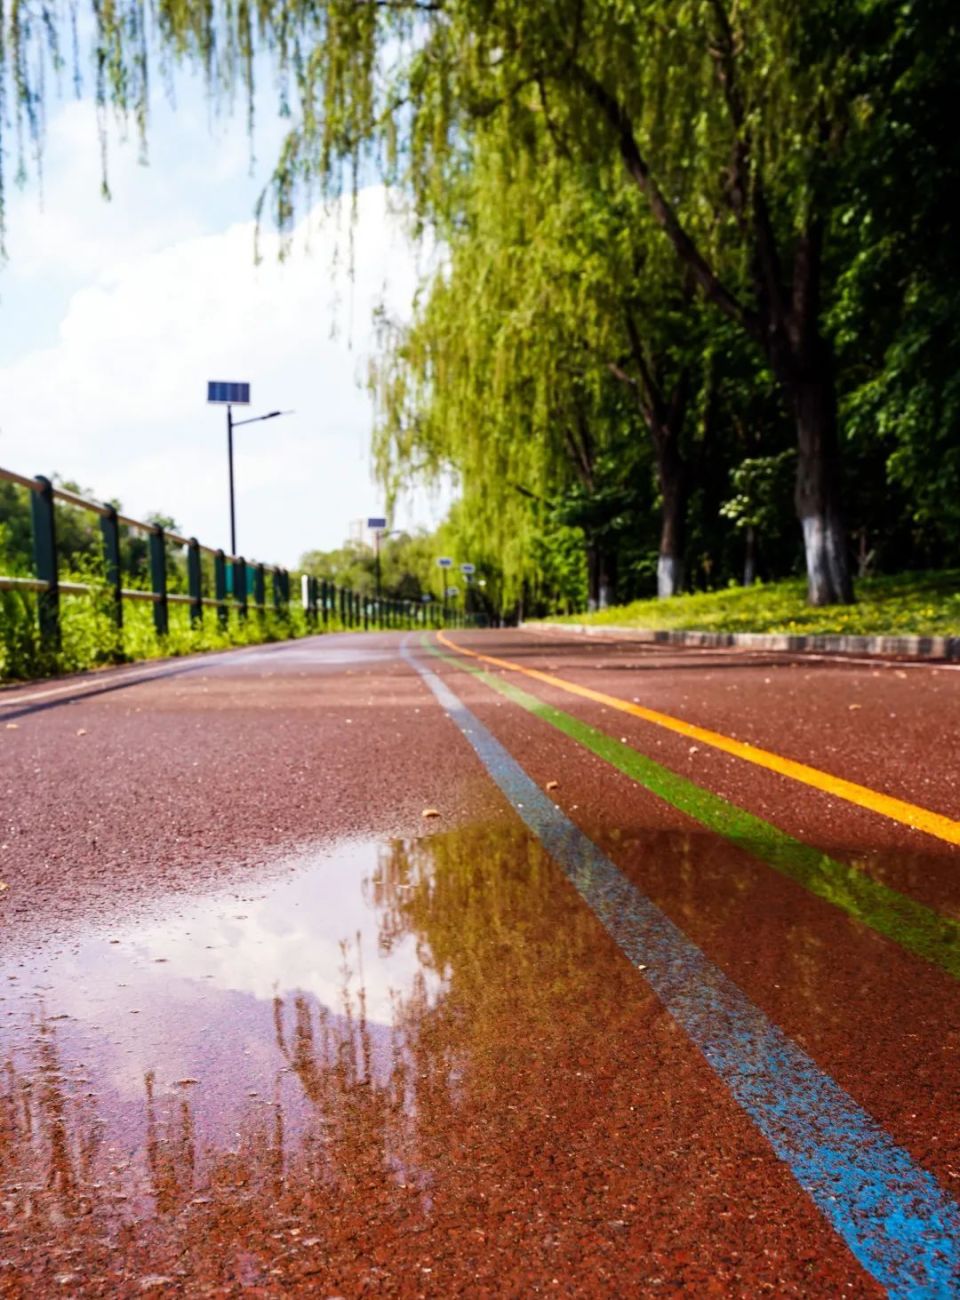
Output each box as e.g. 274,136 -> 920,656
522,622 -> 960,663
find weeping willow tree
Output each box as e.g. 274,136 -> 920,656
370,128 -> 716,603
1,0 -> 945,603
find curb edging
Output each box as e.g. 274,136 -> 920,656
522,622 -> 960,663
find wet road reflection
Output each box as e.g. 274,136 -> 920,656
0,829 -> 588,1294
0,826 -> 891,1295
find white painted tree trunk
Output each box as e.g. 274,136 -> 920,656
657,554 -> 684,598
801,511 -> 852,606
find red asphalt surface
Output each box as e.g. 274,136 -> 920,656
0,629 -> 958,1297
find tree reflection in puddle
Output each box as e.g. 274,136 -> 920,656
1,822 -> 614,1294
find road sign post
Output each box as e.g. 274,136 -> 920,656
368,517 -> 387,599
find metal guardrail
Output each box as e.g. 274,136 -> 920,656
0,466 -> 467,651
0,466 -> 294,648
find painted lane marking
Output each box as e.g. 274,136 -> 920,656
438,631 -> 960,850
428,643 -> 960,981
0,665 -> 184,707
403,643 -> 960,1298
0,635 -> 337,716
0,645 -> 265,710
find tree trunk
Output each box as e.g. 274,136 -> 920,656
657,438 -> 686,598
789,364 -> 853,606
743,525 -> 757,586
587,541 -> 617,610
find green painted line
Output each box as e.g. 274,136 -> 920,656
425,639 -> 960,981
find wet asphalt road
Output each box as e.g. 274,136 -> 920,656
1,629 -> 959,1297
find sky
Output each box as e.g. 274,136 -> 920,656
0,68 -> 449,568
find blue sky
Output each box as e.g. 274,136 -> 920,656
0,63 -> 448,567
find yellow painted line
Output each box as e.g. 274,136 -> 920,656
437,631 -> 960,850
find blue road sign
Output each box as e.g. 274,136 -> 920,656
207,381 -> 251,405
367,517 -> 387,530
460,563 -> 475,575
437,557 -> 454,568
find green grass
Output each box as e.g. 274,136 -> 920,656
0,577 -> 430,682
0,586 -> 316,683
540,570 -> 960,638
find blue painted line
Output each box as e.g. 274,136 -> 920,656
403,643 -> 960,1298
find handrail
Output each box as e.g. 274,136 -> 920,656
53,485 -> 111,518
0,461 -> 304,648
0,575 -> 49,592
116,512 -> 159,535
1,462 -> 474,652
0,467 -> 42,493
1,463 -> 275,566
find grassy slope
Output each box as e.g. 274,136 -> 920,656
541,571 -> 960,638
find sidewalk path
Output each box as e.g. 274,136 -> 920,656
1,630 -> 957,1296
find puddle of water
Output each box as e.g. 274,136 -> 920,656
3,818 -> 940,1295
0,821 -> 609,1294
0,838 -> 453,1273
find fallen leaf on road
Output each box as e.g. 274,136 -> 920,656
0,882 -> 8,892
546,780 -> 560,791
5,723 -> 18,730
849,703 -> 862,710
76,729 -> 87,737
422,808 -> 441,819
174,1078 -> 200,1086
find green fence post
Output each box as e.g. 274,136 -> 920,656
100,504 -> 123,634
30,475 -> 60,650
254,562 -> 266,616
149,527 -> 169,636
234,557 -> 248,620
187,538 -> 203,627
272,567 -> 282,614
215,550 -> 228,627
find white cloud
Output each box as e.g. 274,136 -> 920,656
0,97 -> 450,564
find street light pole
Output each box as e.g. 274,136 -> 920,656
227,405 -> 237,556
224,407 -> 293,555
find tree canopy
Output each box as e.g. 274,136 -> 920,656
2,0 -> 957,611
